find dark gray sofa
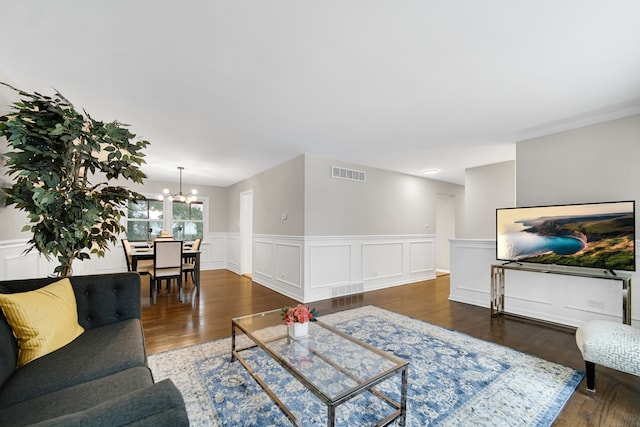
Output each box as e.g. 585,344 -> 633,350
0,272 -> 189,427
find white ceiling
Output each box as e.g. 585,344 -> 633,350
1,1 -> 639,186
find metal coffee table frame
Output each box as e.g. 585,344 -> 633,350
231,309 -> 408,426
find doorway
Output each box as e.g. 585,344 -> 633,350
240,190 -> 253,277
435,193 -> 456,273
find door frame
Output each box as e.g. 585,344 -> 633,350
239,190 -> 253,276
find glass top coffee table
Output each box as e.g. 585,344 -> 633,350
231,309 -> 408,426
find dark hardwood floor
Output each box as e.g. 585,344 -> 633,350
140,270 -> 640,426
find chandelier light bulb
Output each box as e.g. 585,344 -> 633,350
159,167 -> 198,203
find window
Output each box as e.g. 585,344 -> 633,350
126,198 -> 205,241
171,201 -> 203,240
127,199 -> 164,241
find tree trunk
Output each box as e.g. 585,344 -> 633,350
58,259 -> 74,277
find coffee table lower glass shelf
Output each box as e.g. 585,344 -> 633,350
231,309 -> 408,427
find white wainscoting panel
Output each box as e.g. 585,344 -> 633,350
75,249 -> 123,275
410,240 -> 433,275
254,239 -> 275,279
303,235 -> 436,303
308,244 -> 351,289
0,239 -> 126,280
449,238 -> 640,327
449,239 -> 495,307
200,233 -> 227,271
226,233 -> 240,274
275,242 -> 302,288
1,241 -> 52,280
252,235 -> 304,301
362,241 -> 403,282
206,236 -> 226,264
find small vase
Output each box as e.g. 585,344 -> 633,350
288,322 -> 309,340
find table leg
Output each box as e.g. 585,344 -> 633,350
491,265 -> 505,318
231,322 -> 237,362
622,277 -> 631,325
327,404 -> 335,427
399,367 -> 408,426
195,252 -> 201,296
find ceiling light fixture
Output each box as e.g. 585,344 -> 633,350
422,168 -> 441,175
160,166 -> 198,203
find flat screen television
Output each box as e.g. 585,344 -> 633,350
496,201 -> 636,272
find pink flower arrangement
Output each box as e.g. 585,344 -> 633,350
281,304 -> 318,325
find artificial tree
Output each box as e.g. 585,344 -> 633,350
0,82 -> 149,276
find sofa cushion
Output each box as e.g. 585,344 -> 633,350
0,366 -> 154,427
0,278 -> 85,367
0,318 -> 146,408
27,379 -> 188,427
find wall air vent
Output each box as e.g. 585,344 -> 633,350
331,166 -> 366,182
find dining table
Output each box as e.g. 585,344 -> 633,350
130,246 -> 201,297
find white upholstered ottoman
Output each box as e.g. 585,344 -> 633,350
575,320 -> 640,392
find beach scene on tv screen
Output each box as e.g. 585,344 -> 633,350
497,202 -> 635,271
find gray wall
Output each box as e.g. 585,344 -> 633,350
463,161 -> 516,239
517,115 -> 640,214
226,155 -> 305,235
0,73 -> 17,114
304,155 -> 464,236
0,72 -> 28,241
0,171 -> 29,241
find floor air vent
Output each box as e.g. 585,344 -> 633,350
331,166 -> 366,182
331,282 -> 364,297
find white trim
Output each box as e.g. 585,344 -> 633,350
0,239 -> 30,250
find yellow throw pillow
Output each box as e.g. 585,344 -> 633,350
0,278 -> 85,367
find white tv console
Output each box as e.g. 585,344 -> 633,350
491,263 -> 632,325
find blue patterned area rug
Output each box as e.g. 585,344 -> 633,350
148,306 -> 584,426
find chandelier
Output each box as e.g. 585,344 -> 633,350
161,166 -> 198,203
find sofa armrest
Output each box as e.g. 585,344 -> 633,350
71,273 -> 142,330
29,379 -> 188,427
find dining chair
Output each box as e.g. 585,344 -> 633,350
154,230 -> 174,242
122,239 -> 153,276
182,238 -> 201,284
149,240 -> 184,304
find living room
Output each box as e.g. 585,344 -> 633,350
1,1 -> 639,426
